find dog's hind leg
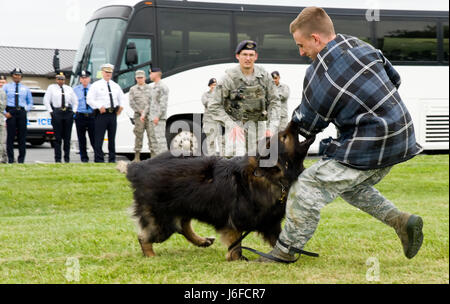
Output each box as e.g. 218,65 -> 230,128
180,218 -> 215,247
218,228 -> 245,261
138,237 -> 156,257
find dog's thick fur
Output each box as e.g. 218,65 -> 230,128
118,124 -> 315,261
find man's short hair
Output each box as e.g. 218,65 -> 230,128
290,7 -> 335,37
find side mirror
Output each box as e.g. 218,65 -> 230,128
125,42 -> 138,67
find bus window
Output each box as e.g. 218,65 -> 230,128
333,17 -> 372,45
117,38 -> 152,89
376,20 -> 438,62
159,9 -> 232,72
88,18 -> 127,80
236,14 -> 306,63
443,22 -> 449,62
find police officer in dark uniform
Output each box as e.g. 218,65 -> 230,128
73,71 -> 95,162
2,68 -> 33,163
86,64 -> 125,163
43,73 -> 78,163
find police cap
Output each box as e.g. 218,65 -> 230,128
235,40 -> 257,54
101,63 -> 114,73
56,72 -> 66,80
11,68 -> 23,76
79,70 -> 91,78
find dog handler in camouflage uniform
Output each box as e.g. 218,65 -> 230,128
260,7 -> 424,263
129,70 -> 152,162
148,67 -> 168,158
209,40 -> 281,156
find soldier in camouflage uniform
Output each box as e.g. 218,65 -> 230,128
271,71 -> 291,131
0,76 -> 7,163
202,78 -> 222,155
209,40 -> 281,156
129,70 -> 152,162
148,67 -> 168,158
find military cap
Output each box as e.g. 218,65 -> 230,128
235,40 -> 257,54
79,70 -> 91,78
56,72 -> 66,80
150,67 -> 162,73
271,71 -> 280,78
208,78 -> 217,86
101,63 -> 114,72
135,70 -> 146,77
11,68 -> 23,75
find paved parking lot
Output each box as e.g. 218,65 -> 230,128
7,143 -> 128,164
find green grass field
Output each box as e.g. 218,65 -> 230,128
0,154 -> 448,284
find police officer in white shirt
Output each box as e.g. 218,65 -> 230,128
87,63 -> 124,163
44,72 -> 78,163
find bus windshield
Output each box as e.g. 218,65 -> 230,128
71,18 -> 127,86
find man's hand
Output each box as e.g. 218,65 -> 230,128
229,125 -> 245,143
153,117 -> 159,125
265,130 -> 273,137
4,112 -> 12,119
140,113 -> 146,123
116,106 -> 123,116
99,107 -> 106,114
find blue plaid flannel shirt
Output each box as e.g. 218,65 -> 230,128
292,34 -> 422,170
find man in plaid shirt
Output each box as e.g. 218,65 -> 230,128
260,7 -> 424,263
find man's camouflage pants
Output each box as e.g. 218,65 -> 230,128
133,113 -> 152,153
277,159 -> 400,253
203,121 -> 223,156
149,119 -> 168,158
0,125 -> 6,163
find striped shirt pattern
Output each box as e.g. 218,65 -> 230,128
292,34 -> 422,170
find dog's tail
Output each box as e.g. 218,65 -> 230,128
116,161 -> 129,174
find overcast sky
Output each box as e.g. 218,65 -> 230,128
0,0 -> 448,50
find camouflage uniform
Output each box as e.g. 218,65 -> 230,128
129,83 -> 152,153
148,81 -> 169,157
276,82 -> 290,131
0,89 -> 6,163
209,65 -> 281,156
202,90 -> 222,155
277,159 -> 400,253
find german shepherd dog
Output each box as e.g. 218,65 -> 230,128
117,123 -> 315,261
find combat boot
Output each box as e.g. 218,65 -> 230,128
257,245 -> 298,263
133,152 -> 141,162
385,210 -> 424,259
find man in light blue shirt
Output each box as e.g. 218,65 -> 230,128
73,70 -> 95,162
3,68 -> 33,163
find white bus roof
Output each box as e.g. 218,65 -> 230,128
161,0 -> 449,11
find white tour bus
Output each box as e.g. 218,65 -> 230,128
70,0 -> 449,159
